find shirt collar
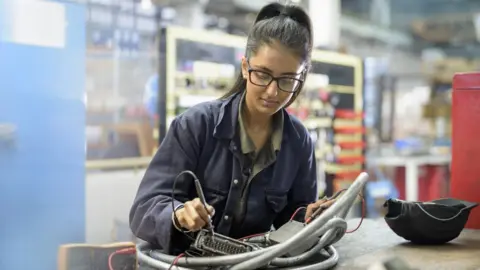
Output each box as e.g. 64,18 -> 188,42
237,91 -> 284,154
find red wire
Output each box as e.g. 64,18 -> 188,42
168,253 -> 185,270
238,232 -> 267,240
346,195 -> 365,234
108,247 -> 136,270
218,196 -> 364,248
107,198 -> 363,270
238,206 -> 308,240
290,206 -> 307,221
303,191 -> 365,233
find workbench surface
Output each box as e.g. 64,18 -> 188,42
138,219 -> 479,270
334,218 -> 480,270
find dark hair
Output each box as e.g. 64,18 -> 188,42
222,3 -> 313,107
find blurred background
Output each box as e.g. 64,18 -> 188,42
1,0 -> 479,269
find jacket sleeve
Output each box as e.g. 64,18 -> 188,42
273,134 -> 318,228
129,113 -> 205,253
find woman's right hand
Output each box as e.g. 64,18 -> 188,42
174,198 -> 215,232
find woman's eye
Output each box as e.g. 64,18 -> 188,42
256,73 -> 270,80
280,79 -> 295,86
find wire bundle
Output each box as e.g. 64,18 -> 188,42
137,172 -> 369,270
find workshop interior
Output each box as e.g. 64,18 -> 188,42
1,0 -> 480,269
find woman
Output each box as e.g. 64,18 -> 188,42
129,3 -> 334,254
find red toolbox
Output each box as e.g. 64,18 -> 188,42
394,165 -> 449,202
451,72 -> 480,229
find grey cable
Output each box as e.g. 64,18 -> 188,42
145,217 -> 344,268
229,172 -> 368,270
243,234 -> 268,244
146,243 -> 273,267
270,218 -> 346,267
137,247 -> 193,270
314,219 -> 345,246
281,245 -> 340,270
138,172 -> 369,270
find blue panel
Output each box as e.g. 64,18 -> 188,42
0,1 -> 86,270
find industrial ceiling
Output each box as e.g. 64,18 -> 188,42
152,0 -> 480,56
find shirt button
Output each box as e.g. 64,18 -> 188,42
233,179 -> 239,185
224,215 -> 229,221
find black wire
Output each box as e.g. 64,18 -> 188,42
185,248 -> 203,257
172,170 -> 199,241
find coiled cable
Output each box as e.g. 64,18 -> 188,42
229,172 -> 366,270
269,218 -> 346,267
137,172 -> 369,270
144,217 -> 346,268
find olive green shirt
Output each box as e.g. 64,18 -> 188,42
238,92 -> 284,181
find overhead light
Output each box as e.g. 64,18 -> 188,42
141,0 -> 153,10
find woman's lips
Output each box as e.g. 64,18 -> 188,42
261,98 -> 279,108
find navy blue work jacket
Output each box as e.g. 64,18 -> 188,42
129,92 -> 318,254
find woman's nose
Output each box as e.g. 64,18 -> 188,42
265,81 -> 279,97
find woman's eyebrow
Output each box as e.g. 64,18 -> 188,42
253,64 -> 301,75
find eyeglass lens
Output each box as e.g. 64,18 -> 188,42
249,70 -> 301,93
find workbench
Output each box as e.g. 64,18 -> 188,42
136,218 -> 479,270
334,218 -> 480,269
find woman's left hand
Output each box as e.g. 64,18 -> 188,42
305,198 -> 337,222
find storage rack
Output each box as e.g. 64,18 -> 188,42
157,26 -> 365,197
155,26 -> 246,143
290,50 -> 364,196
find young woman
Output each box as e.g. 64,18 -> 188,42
129,3 -> 334,254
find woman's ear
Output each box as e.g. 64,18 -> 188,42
241,56 -> 248,79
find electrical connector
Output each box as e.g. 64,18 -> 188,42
192,230 -> 258,256
268,220 -> 318,257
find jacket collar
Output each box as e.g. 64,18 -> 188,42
213,92 -> 301,142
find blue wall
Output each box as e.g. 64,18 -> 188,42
0,1 -> 86,269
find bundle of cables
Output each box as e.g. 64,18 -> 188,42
137,172 -> 369,270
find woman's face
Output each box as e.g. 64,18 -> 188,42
241,41 -> 305,116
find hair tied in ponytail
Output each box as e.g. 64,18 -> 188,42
279,10 -> 289,18
222,2 -> 313,104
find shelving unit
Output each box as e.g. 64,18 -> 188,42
155,26 -> 245,142
156,26 -> 365,196
289,50 -> 365,196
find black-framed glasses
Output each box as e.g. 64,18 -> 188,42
247,61 -> 304,93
